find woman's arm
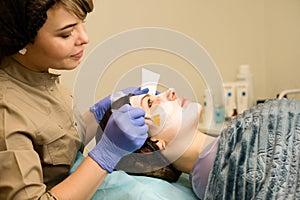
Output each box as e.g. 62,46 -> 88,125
51,105 -> 148,199
82,110 -> 102,145
50,156 -> 107,200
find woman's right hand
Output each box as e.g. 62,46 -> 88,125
88,104 -> 148,172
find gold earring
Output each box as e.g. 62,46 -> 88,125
18,48 -> 27,55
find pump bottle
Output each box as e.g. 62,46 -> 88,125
236,64 -> 254,113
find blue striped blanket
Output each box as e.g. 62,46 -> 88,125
205,99 -> 300,199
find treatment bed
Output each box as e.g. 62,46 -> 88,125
70,152 -> 198,200
71,89 -> 300,200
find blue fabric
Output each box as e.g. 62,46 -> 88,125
205,99 -> 300,200
70,152 -> 198,200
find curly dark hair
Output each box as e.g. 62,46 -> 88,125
0,0 -> 93,59
115,138 -> 182,182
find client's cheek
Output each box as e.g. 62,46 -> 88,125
148,101 -> 182,143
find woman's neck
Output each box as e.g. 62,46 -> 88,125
11,54 -> 48,72
172,130 -> 216,173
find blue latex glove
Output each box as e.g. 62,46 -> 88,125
122,87 -> 149,96
88,104 -> 148,172
90,87 -> 149,123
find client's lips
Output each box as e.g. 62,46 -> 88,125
180,98 -> 189,107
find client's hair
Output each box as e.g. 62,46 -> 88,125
99,94 -> 182,182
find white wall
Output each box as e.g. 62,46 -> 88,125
265,0 -> 300,99
61,0 -> 300,104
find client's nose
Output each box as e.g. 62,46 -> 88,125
155,88 -> 177,102
167,88 -> 177,101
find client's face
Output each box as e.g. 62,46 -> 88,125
130,88 -> 202,147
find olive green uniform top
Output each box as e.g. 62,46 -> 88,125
0,57 -> 85,199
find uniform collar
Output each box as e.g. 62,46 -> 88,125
1,57 -> 61,86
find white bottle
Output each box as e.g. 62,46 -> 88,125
236,64 -> 254,109
223,82 -> 236,118
236,82 -> 248,114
